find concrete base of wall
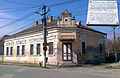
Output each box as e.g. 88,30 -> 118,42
0,55 -> 4,62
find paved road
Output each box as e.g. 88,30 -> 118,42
0,65 -> 119,78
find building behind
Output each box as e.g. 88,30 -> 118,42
0,38 -> 4,55
4,10 -> 106,65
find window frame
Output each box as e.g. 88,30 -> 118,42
81,42 -> 86,55
62,43 -> 72,61
48,42 -> 53,55
10,47 -> 13,55
22,45 -> 25,55
17,46 -> 20,56
6,47 -> 9,56
99,44 -> 103,53
30,44 -> 34,55
36,43 -> 41,55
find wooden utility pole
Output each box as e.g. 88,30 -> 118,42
34,5 -> 48,68
113,26 -> 117,62
43,5 -> 47,68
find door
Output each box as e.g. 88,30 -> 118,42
62,43 -> 72,61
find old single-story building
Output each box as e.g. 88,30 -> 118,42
4,10 -> 107,65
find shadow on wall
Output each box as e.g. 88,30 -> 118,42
76,46 -> 104,64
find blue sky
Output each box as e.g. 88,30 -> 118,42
0,0 -> 120,39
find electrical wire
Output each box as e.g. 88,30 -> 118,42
74,12 -> 87,16
0,7 -> 38,10
0,6 -> 40,13
0,17 -> 18,20
1,0 -> 38,6
0,23 -> 34,43
0,12 -> 35,29
0,17 -> 41,21
49,0 -> 83,7
6,22 -> 34,35
73,10 -> 87,15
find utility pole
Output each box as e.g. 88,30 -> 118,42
34,5 -> 48,68
43,5 -> 47,68
113,26 -> 117,62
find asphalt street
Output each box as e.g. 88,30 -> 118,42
0,65 -> 119,78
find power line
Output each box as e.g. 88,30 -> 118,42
74,12 -> 87,16
48,9 -> 87,20
47,0 -> 86,19
0,6 -> 40,10
73,10 -> 87,14
0,5 -> 42,29
0,17 -> 41,21
6,22 -> 34,35
1,0 -> 38,6
0,6 -> 40,13
0,7 -> 37,10
0,12 -> 35,29
0,17 -> 18,20
49,0 -> 83,7
69,1 -> 86,11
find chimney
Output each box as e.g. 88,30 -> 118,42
34,21 -> 38,27
48,16 -> 53,22
41,19 -> 43,24
73,16 -> 75,20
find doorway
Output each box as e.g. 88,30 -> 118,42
62,43 -> 72,61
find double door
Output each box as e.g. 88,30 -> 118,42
62,43 -> 72,61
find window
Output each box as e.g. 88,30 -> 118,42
49,42 -> 53,54
65,19 -> 68,22
30,44 -> 34,55
100,44 -> 103,53
82,42 -> 86,54
10,47 -> 13,55
37,44 -> 40,55
6,47 -> 9,55
17,46 -> 20,55
22,45 -> 25,55
62,43 -> 72,61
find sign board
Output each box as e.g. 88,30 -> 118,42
60,32 -> 76,39
87,0 -> 119,26
60,35 -> 75,39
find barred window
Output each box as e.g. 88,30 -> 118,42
17,46 -> 20,55
82,42 -> 86,54
10,47 -> 13,55
30,44 -> 34,55
22,45 -> 25,55
6,47 -> 9,55
100,44 -> 103,53
37,44 -> 40,55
